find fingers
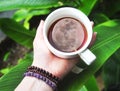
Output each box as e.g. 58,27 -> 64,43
35,20 -> 44,40
88,32 -> 97,48
88,21 -> 96,48
91,21 -> 94,28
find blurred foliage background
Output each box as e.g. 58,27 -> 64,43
0,0 -> 120,91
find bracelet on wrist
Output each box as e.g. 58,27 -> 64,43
27,66 -> 60,84
24,66 -> 60,91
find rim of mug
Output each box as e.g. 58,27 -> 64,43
43,7 -> 93,57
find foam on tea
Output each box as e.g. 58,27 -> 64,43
48,17 -> 87,52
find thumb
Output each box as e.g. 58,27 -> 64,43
35,20 -> 44,40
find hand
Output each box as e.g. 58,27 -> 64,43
32,20 -> 96,79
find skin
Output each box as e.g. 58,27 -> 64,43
15,20 -> 96,91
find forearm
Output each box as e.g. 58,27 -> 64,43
15,76 -> 53,91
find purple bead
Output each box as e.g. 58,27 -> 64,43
26,73 -> 29,76
36,74 -> 40,78
39,75 -> 43,79
29,72 -> 32,76
34,73 -> 38,78
45,79 -> 49,83
43,77 -> 46,81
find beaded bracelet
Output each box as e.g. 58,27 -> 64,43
24,71 -> 57,91
27,66 -> 60,84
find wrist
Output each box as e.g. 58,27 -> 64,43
15,76 -> 53,91
37,78 -> 53,91
24,66 -> 60,91
26,66 -> 60,83
32,60 -> 61,79
36,78 -> 53,91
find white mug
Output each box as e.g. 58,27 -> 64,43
43,7 -> 96,66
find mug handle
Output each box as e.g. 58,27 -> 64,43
72,49 -> 96,74
79,49 -> 96,65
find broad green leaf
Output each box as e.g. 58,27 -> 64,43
0,53 -> 33,91
0,0 -> 60,12
0,18 -> 35,48
79,0 -> 98,15
59,20 -> 120,91
85,76 -> 99,91
102,48 -> 120,91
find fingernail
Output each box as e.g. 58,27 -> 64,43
40,20 -> 44,24
94,32 -> 97,35
91,21 -> 94,24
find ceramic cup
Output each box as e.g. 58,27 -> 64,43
43,7 -> 96,65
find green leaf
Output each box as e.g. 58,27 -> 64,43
85,76 -> 99,91
0,18 -> 35,48
0,0 -> 60,12
0,53 -> 33,91
79,0 -> 98,15
102,48 -> 120,91
59,20 -> 120,91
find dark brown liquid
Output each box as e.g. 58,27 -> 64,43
48,17 -> 87,52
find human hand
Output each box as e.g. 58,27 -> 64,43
32,20 -> 96,79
